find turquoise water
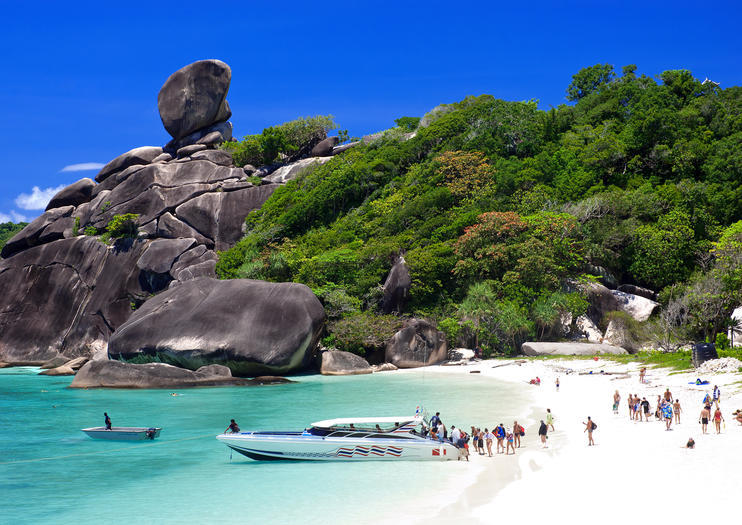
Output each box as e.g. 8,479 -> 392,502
0,367 -> 533,524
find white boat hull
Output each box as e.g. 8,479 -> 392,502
217,432 -> 458,461
81,427 -> 162,441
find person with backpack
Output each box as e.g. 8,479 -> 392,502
495,424 -> 506,453
584,416 -> 596,446
512,421 -> 523,448
713,385 -> 721,405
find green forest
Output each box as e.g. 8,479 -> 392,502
0,222 -> 27,251
215,64 -> 742,356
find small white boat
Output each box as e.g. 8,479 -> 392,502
216,415 -> 459,461
81,427 -> 162,441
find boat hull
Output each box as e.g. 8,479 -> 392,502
217,433 -> 458,461
81,427 -> 162,441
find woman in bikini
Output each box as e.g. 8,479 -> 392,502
484,428 -> 494,456
713,407 -> 725,434
613,390 -> 621,415
673,399 -> 682,424
505,431 -> 515,455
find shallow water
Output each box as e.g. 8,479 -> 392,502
0,367 -> 534,524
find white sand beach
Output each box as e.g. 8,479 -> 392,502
403,358 -> 741,524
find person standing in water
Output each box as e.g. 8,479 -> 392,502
584,416 -> 596,446
104,412 -> 112,430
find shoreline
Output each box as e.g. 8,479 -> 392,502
399,357 -> 741,523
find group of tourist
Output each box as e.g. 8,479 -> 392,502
614,380 -> 729,449
431,409 -> 556,461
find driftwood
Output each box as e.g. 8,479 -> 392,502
491,360 -> 527,369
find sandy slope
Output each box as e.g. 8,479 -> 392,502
404,358 -> 741,525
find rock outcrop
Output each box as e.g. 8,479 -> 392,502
95,147 -> 164,183
70,359 -> 292,388
39,365 -> 76,376
521,342 -> 627,356
381,255 -> 411,314
603,318 -> 640,352
0,236 -> 150,363
385,319 -> 447,368
318,350 -> 372,375
46,178 -> 96,211
611,290 -> 658,322
263,157 -> 333,184
107,278 -> 325,376
0,60 -> 326,374
575,315 -> 603,343
579,281 -> 620,325
617,284 -> 657,301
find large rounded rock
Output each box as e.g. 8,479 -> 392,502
108,278 -> 326,376
385,319 -> 447,368
46,178 -> 96,211
575,281 -> 620,325
158,60 -> 232,140
69,360 -> 289,388
520,342 -> 627,356
610,290 -> 658,322
318,350 -> 372,375
310,136 -> 339,157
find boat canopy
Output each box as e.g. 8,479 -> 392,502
310,416 -> 422,428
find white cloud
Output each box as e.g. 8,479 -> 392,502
0,210 -> 29,223
14,185 -> 67,210
60,162 -> 105,172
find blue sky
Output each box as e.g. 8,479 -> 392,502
1,0 -> 740,223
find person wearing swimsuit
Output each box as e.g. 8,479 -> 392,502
584,416 -> 596,446
505,432 -> 515,455
713,408 -> 724,434
699,405 -> 710,434
484,429 -> 494,456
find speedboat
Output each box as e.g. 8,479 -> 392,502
216,416 -> 459,461
81,427 -> 162,441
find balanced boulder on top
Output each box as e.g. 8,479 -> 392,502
158,59 -> 232,141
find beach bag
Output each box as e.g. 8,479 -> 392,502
519,426 -> 525,436
591,422 -> 597,431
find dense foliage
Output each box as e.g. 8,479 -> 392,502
0,221 -> 28,251
218,65 -> 742,356
222,115 -> 338,167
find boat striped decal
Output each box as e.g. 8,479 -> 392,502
335,446 -> 404,458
